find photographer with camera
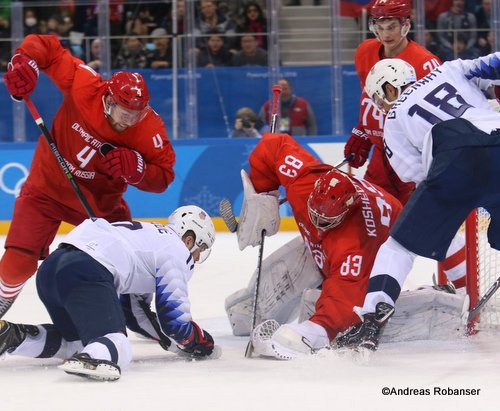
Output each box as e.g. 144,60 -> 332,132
231,107 -> 262,138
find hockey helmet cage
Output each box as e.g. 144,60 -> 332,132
307,170 -> 361,232
365,58 -> 416,107
167,205 -> 216,263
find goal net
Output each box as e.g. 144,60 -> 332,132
466,208 -> 500,330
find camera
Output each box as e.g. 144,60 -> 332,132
241,118 -> 252,128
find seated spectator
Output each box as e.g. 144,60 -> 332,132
86,38 -> 102,71
436,0 -> 477,61
114,35 -> 149,69
232,34 -> 268,66
258,78 -> 317,136
478,30 -> 493,56
194,0 -> 236,52
125,5 -> 158,37
147,28 -> 172,69
196,32 -> 233,67
475,0 -> 491,50
23,8 -> 39,35
236,2 -> 268,50
453,32 -> 480,59
231,107 -> 262,138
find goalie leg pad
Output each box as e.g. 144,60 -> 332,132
298,288 -> 321,323
380,286 -> 469,343
237,170 -> 280,250
225,236 -> 323,336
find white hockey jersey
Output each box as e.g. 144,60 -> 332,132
61,218 -> 195,341
384,52 -> 500,185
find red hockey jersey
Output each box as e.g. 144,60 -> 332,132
249,133 -> 402,339
18,35 -> 175,217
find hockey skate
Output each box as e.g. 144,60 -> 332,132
0,320 -> 39,356
336,302 -> 395,352
59,353 -> 121,381
0,296 -> 17,319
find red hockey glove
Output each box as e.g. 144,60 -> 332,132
3,53 -> 39,100
177,321 -> 214,357
102,147 -> 146,185
344,124 -> 372,168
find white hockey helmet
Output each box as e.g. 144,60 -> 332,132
167,205 -> 216,263
365,58 -> 416,109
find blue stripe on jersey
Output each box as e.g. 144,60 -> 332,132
367,274 -> 401,303
465,54 -> 500,80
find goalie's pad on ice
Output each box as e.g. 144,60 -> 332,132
298,286 -> 469,342
237,169 -> 280,250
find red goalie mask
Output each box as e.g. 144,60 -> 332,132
307,170 -> 361,231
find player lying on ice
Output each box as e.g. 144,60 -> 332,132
225,133 -> 468,360
337,53 -> 500,353
0,206 -> 217,381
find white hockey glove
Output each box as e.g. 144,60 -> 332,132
237,169 -> 280,251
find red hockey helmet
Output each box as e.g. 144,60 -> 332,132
107,71 -> 150,111
369,0 -> 412,20
307,170 -> 361,232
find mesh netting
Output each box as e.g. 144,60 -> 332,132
474,208 -> 500,329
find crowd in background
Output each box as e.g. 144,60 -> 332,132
0,0 -> 494,72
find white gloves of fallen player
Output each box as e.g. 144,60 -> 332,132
237,170 -> 280,251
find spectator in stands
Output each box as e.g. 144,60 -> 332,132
125,5 -> 158,37
475,0 -> 491,52
23,8 -> 39,35
146,28 -> 172,69
232,34 -> 268,66
164,0 -> 185,35
86,38 -> 102,71
259,78 -> 317,136
231,107 -> 262,138
478,30 -> 493,56
236,2 -> 268,50
196,32 -> 233,67
114,35 -> 149,69
424,0 -> 453,29
454,32 -> 481,59
436,0 -> 477,61
194,0 -> 236,52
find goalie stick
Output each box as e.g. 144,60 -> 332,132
23,96 -> 96,219
245,84 -> 281,358
219,155 -> 354,233
467,275 -> 500,322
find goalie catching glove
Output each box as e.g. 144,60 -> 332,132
102,147 -> 146,184
344,123 -> 372,168
3,53 -> 39,100
237,169 -> 280,250
177,321 -> 214,357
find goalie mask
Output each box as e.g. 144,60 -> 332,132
167,205 -> 216,263
103,71 -> 150,130
365,58 -> 416,111
307,170 -> 361,232
369,0 -> 412,39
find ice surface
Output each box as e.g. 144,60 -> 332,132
1,232 -> 499,410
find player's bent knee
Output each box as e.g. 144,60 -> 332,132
0,247 -> 38,285
298,288 -> 321,323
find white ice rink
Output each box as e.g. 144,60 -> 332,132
1,231 -> 500,411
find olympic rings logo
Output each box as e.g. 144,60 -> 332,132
0,162 -> 28,197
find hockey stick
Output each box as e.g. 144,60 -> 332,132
219,155 -> 354,233
245,84 -> 282,358
467,276 -> 500,322
23,96 -> 96,218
